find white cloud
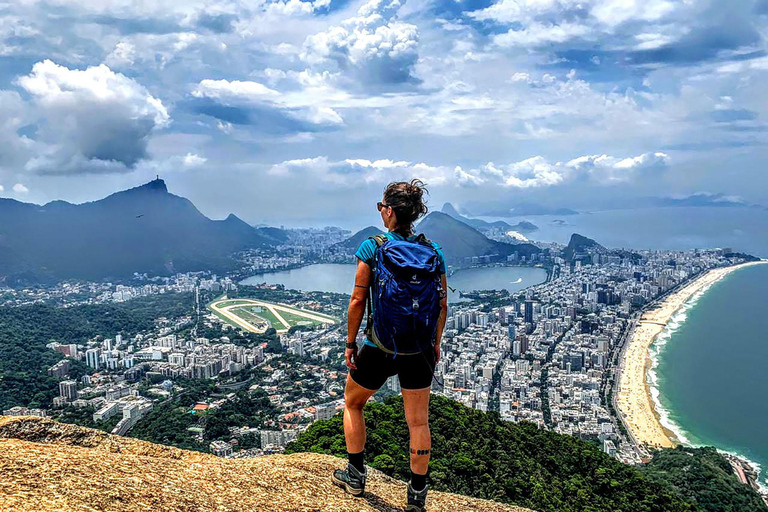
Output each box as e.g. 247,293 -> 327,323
0,185 -> 4,192
269,151 -> 669,190
565,151 -> 669,183
105,41 -> 137,68
463,151 -> 669,188
182,153 -> 207,167
301,0 -> 419,86
471,0 -> 678,27
13,183 -> 29,194
454,166 -> 485,187
591,0 -> 676,27
479,156 -> 567,188
192,77 -> 345,128
193,79 -> 279,101
470,0 -> 683,48
633,32 -> 676,50
17,60 -> 169,173
469,0 -> 570,25
493,22 -> 591,47
269,156 -> 451,188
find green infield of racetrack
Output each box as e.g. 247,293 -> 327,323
278,310 -> 327,327
235,306 -> 289,331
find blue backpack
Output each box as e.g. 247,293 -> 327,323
364,233 -> 444,357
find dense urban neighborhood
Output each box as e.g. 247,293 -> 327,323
1,223 -> 751,468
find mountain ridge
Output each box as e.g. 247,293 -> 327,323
0,179 -> 285,283
416,211 -> 541,265
0,415 -> 534,512
440,203 -> 539,234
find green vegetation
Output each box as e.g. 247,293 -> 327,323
0,293 -> 193,411
55,405 -> 121,432
202,389 -> 276,441
642,446 -> 768,512
129,378 -> 218,452
279,310 -> 329,327
286,394 -> 759,512
238,306 -> 288,330
194,318 -> 276,348
129,378 -> 278,452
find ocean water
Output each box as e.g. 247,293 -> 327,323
650,263 -> 768,490
480,206 -> 768,258
240,263 -> 547,303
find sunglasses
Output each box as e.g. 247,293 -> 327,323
376,201 -> 391,211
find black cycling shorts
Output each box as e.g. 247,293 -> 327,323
350,343 -> 436,391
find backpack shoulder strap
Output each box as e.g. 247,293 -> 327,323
413,232 -> 432,244
364,234 -> 387,341
371,234 -> 388,247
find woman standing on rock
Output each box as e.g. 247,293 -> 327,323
331,179 -> 448,512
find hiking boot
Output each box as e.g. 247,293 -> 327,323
406,482 -> 428,511
331,463 -> 367,497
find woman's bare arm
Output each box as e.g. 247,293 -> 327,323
433,273 -> 448,363
345,259 -> 372,369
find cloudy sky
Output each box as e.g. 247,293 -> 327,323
0,0 -> 767,227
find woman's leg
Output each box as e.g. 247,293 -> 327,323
402,386 -> 431,476
343,373 -> 378,453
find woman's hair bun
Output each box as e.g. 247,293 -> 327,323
383,179 -> 430,235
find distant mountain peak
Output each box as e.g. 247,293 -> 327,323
333,226 -> 384,251
136,178 -> 168,194
0,178 -> 280,282
100,178 -> 169,203
416,211 -> 541,264
563,233 -> 605,261
441,202 -> 462,217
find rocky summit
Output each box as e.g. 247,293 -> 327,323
0,415 -> 534,512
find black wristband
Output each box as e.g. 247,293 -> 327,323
346,342 -> 358,349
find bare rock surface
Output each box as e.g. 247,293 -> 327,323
0,415 -> 535,512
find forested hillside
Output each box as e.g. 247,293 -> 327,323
287,394 -> 765,512
643,446 -> 767,512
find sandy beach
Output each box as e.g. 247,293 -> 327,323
616,260 -> 768,449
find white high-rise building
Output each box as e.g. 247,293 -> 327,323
86,348 -> 101,369
59,380 -> 78,401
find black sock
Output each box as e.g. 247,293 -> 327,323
411,471 -> 427,491
348,450 -> 365,473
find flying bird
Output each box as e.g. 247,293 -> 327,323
135,214 -> 144,218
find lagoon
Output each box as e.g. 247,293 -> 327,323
240,264 -> 548,302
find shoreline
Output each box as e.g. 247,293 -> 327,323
616,260 -> 768,450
